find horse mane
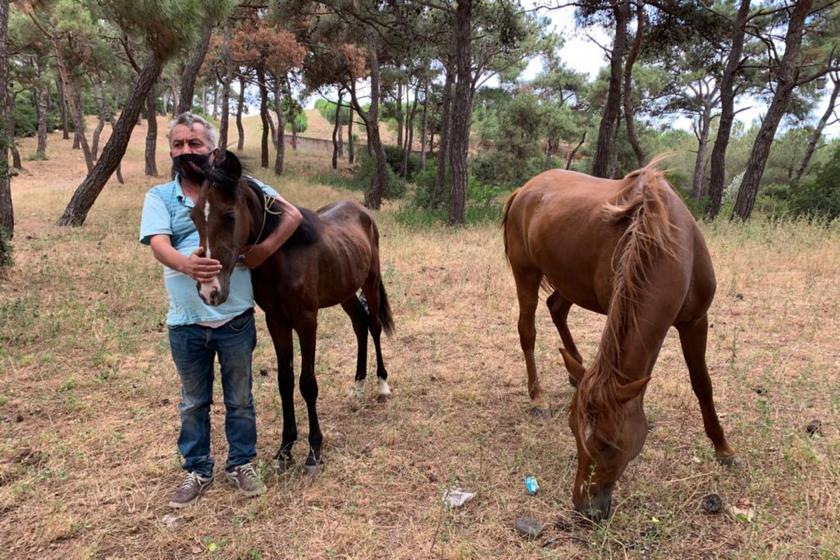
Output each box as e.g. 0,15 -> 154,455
572,156 -> 678,452
242,176 -> 321,250
242,178 -> 320,248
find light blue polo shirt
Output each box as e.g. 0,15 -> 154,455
139,175 -> 279,327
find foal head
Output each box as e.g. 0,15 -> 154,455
561,349 -> 650,522
188,149 -> 253,306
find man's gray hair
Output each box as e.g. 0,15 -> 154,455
168,112 -> 218,149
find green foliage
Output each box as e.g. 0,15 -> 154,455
13,95 -> 61,137
790,142 -> 840,220
314,98 -> 352,126
352,152 -> 407,199
383,145 -> 421,180
0,227 -> 13,270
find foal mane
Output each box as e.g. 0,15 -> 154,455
242,178 -> 320,248
572,157 -> 678,450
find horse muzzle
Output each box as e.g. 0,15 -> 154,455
198,277 -> 226,306
573,485 -> 613,522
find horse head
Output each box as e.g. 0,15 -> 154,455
561,348 -> 651,521
188,149 -> 253,306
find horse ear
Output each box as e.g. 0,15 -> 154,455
209,147 -> 225,167
559,347 -> 585,384
223,149 -> 242,178
616,376 -> 651,403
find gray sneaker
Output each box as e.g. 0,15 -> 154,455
225,462 -> 266,497
169,472 -> 213,508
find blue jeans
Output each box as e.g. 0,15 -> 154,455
168,310 -> 257,477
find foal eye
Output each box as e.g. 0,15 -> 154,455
222,213 -> 236,222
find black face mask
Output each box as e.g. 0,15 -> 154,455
172,153 -> 210,183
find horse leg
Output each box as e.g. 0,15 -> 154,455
341,296 -> 370,406
677,315 -> 737,465
512,267 -> 545,412
361,279 -> 390,402
296,315 -> 324,474
266,317 -> 297,467
546,291 -> 583,387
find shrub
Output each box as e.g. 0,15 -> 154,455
790,143 -> 840,220
353,152 -> 407,199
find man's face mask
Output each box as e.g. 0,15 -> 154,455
172,153 -> 210,183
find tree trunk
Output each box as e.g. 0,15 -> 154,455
348,38 -> 387,209
91,83 -> 107,161
35,85 -> 48,158
267,110 -> 277,149
257,64 -> 269,168
58,54 -> 163,226
347,106 -> 355,164
170,74 -> 179,117
55,75 -> 69,140
0,0 -> 11,246
433,60 -> 454,210
420,78 -> 429,169
623,4 -> 645,168
592,0 -> 629,178
337,98 -> 344,157
732,0 -> 813,221
448,0 -> 473,226
212,83 -> 220,119
332,89 -> 343,170
53,36 -> 93,172
272,76 -> 286,176
691,104 -> 713,200
706,0 -> 750,220
792,75 -> 839,186
218,19 -> 233,150
236,74 -> 246,151
177,20 -> 214,114
396,80 -> 404,151
145,89 -> 158,176
7,107 -> 21,170
566,130 -> 587,170
402,83 -> 419,178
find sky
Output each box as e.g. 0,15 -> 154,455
525,3 -> 840,139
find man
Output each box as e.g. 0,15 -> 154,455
140,113 -> 302,508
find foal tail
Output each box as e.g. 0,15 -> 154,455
573,157 -> 678,446
378,281 -> 395,337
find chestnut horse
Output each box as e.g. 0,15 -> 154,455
189,150 -> 394,473
503,159 -> 736,520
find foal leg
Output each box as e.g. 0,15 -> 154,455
546,291 -> 583,387
361,278 -> 390,401
512,267 -> 546,412
267,317 -> 297,467
296,314 -> 324,474
341,296 -> 370,406
677,315 -> 737,465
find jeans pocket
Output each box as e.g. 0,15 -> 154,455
228,310 -> 254,333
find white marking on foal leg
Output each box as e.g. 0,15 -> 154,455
378,378 -> 391,398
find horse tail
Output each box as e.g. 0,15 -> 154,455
501,187 -> 522,259
572,156 -> 677,449
378,281 -> 395,337
368,214 -> 395,337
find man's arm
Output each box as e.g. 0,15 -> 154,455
149,234 -> 222,282
240,195 -> 303,268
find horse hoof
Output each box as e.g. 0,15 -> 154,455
348,396 -> 364,412
274,449 -> 293,469
303,461 -> 324,476
376,393 -> 390,403
530,406 -> 550,418
716,454 -> 743,470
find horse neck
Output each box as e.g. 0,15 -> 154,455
574,164 -> 678,439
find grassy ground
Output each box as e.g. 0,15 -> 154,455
1,118 -> 838,559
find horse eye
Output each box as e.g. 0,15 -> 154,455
222,212 -> 236,222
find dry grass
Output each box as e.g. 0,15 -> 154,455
1,120 -> 838,560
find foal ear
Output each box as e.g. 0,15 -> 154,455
616,376 -> 651,403
222,149 -> 242,178
209,147 -> 225,167
559,347 -> 585,384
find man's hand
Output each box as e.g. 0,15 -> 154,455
182,247 -> 222,282
239,244 -> 270,269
